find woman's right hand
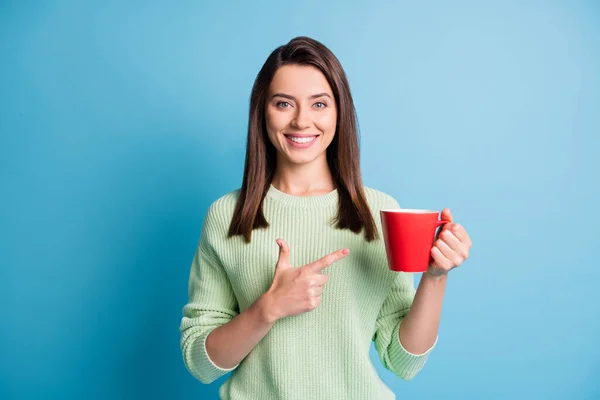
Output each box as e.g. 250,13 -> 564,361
263,238 -> 350,321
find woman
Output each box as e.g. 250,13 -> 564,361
180,36 -> 472,399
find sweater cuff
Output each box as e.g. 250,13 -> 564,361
188,329 -> 239,384
388,319 -> 437,379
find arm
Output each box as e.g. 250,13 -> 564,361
373,197 -> 471,380
372,272 -> 437,381
372,195 -> 441,380
179,205 -> 277,384
401,207 -> 471,355
203,295 -> 276,370
399,272 -> 446,354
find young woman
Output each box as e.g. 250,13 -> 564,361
180,36 -> 472,399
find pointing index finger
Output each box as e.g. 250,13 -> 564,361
309,248 -> 350,272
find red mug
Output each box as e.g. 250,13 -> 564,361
380,209 -> 451,273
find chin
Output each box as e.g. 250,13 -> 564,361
285,156 -> 315,165
282,152 -> 321,166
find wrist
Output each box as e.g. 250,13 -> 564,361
256,292 -> 280,325
423,268 -> 448,283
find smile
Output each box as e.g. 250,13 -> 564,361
284,135 -> 319,149
288,136 -> 316,143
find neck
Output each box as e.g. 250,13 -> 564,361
271,155 -> 335,196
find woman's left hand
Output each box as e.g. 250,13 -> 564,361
428,208 -> 472,277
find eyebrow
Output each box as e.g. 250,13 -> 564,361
271,92 -> 332,101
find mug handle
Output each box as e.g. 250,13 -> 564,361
436,219 -> 451,227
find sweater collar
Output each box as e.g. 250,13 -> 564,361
266,184 -> 339,208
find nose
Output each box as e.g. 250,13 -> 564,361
291,105 -> 311,130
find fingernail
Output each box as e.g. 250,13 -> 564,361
342,249 -> 349,255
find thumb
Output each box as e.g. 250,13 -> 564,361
441,208 -> 453,223
275,239 -> 291,269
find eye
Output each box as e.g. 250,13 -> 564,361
276,101 -> 291,108
314,102 -> 327,109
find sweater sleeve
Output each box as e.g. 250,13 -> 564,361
372,194 -> 437,380
179,204 -> 240,384
372,272 -> 437,380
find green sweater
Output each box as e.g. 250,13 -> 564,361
180,184 -> 437,399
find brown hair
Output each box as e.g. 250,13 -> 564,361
228,36 -> 378,243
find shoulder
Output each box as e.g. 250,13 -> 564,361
203,188 -> 241,228
362,186 -> 400,211
208,188 -> 241,213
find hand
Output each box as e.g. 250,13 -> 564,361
427,208 -> 472,277
264,239 -> 349,321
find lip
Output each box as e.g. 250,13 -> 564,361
284,134 -> 319,149
284,133 -> 319,138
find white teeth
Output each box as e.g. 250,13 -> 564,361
288,136 -> 316,144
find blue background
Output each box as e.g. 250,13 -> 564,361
1,1 -> 599,399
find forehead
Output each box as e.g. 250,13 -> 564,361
269,64 -> 333,96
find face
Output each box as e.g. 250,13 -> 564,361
265,64 -> 337,166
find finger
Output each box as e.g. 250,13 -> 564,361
440,230 -> 470,260
435,238 -> 465,266
309,286 -> 324,297
435,215 -> 452,241
448,223 -> 470,246
276,239 -> 290,268
440,208 -> 453,223
439,229 -> 463,252
308,248 -> 349,273
431,246 -> 452,270
312,273 -> 329,286
435,238 -> 455,259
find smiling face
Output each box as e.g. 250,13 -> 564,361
265,64 -> 338,167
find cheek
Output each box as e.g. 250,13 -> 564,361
265,110 -> 283,145
315,111 -> 337,136
264,109 -> 275,132
266,108 -> 288,131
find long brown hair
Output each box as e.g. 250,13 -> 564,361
228,36 -> 378,243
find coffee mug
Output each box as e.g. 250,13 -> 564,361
380,209 -> 450,273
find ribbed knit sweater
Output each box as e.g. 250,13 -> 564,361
180,184 -> 437,399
